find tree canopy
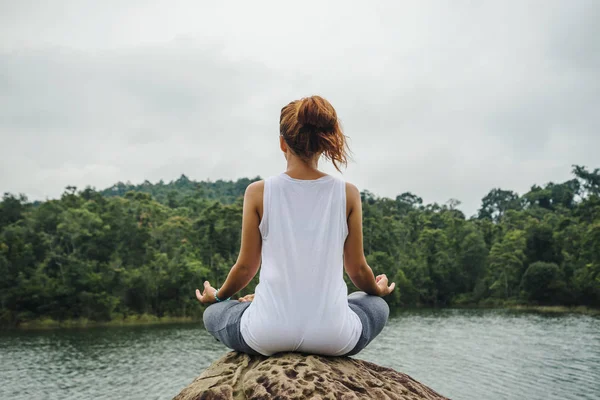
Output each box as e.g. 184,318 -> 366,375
1,165 -> 598,327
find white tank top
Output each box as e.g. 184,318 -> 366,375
240,172 -> 363,356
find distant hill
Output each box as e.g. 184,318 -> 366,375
100,174 -> 262,205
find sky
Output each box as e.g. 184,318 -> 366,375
1,0 -> 598,216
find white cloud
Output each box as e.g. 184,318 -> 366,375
0,0 -> 598,215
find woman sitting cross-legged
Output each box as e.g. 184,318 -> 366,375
196,95 -> 395,357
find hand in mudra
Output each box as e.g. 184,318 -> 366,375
376,274 -> 395,296
238,293 -> 255,302
195,281 -> 217,304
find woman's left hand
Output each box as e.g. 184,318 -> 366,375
238,293 -> 255,302
195,281 -> 217,304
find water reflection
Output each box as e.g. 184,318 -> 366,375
0,309 -> 598,400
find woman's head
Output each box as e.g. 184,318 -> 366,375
279,95 -> 349,172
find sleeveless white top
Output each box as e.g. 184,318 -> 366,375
240,172 -> 363,356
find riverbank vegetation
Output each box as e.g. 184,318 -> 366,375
14,314 -> 196,330
1,166 -> 598,327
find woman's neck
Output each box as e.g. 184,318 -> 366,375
284,155 -> 325,180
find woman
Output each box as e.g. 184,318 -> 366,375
196,95 -> 395,357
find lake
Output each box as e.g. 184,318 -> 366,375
1,309 -> 598,400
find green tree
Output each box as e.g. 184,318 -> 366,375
521,262 -> 565,304
488,230 -> 527,299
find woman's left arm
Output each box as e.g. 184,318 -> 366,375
196,181 -> 263,304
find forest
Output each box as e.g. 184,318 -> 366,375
0,166 -> 599,327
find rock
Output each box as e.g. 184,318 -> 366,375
173,352 -> 449,400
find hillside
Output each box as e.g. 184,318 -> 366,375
100,174 -> 262,205
0,165 -> 598,327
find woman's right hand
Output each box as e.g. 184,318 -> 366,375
375,274 -> 395,297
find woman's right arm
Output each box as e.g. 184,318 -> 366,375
343,182 -> 395,297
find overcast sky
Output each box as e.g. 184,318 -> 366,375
1,0 -> 598,216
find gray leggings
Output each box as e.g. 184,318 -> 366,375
202,291 -> 389,357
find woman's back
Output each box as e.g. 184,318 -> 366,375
199,95 -> 393,358
240,172 -> 362,356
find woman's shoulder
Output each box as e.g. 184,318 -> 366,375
344,181 -> 360,200
245,180 -> 265,199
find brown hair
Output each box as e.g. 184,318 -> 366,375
279,95 -> 350,172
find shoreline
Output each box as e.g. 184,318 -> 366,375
400,304 -> 600,316
4,304 -> 599,331
503,304 -> 600,315
2,315 -> 200,331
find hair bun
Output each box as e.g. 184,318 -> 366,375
279,95 -> 349,172
296,96 -> 337,131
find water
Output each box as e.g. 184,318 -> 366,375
1,309 -> 598,400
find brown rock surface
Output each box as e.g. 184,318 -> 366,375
173,352 -> 449,400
